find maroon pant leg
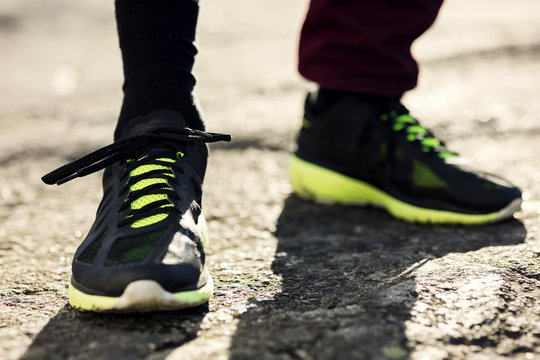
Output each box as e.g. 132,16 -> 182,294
298,0 -> 443,97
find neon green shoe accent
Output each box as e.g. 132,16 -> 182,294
392,114 -> 456,160
130,163 -> 171,177
393,114 -> 415,131
411,159 -> 448,189
69,284 -> 119,311
130,194 -> 168,209
438,151 -> 457,159
131,178 -> 168,191
68,276 -> 214,312
131,213 -> 169,228
289,155 -> 501,225
126,157 -> 177,228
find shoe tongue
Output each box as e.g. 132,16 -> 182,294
118,110 -> 189,139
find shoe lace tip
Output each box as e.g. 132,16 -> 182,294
41,176 -> 53,185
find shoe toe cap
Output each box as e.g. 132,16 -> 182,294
72,261 -> 205,297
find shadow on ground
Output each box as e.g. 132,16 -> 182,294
21,304 -> 208,360
229,195 -> 527,359
20,195 -> 527,360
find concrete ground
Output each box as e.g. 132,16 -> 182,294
1,0 -> 540,359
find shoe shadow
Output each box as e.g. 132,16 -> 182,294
229,195 -> 526,359
20,304 -> 208,360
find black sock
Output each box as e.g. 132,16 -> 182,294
114,0 -> 204,139
313,87 -> 402,114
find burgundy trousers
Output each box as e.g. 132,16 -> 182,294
298,0 -> 444,97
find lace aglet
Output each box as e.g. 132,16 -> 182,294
57,173 -> 79,185
207,134 -> 232,143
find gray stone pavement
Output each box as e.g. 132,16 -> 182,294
1,0 -> 540,359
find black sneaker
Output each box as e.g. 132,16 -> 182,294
42,110 -> 230,312
290,93 -> 522,224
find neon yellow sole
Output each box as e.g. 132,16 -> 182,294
68,274 -> 214,312
289,154 -> 518,225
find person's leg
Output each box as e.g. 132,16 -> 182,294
42,0 -> 230,312
115,0 -> 203,136
299,0 -> 443,97
291,0 -> 522,224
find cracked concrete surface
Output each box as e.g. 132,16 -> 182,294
1,0 -> 540,359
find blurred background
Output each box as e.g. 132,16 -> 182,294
1,0 -> 539,231
1,0 -> 540,147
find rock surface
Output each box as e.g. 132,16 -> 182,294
1,0 -> 540,359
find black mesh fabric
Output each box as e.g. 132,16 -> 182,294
104,229 -> 166,266
78,227 -> 108,264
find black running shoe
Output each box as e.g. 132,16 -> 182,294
42,110 -> 230,312
290,93 -> 522,224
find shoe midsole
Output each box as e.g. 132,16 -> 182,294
68,271 -> 213,312
289,154 -> 507,224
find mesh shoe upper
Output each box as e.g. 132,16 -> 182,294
42,110 -> 230,296
295,94 -> 521,215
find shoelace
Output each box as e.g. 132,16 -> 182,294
42,128 -> 231,185
117,150 -> 183,228
42,127 -> 231,228
381,108 -> 457,159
